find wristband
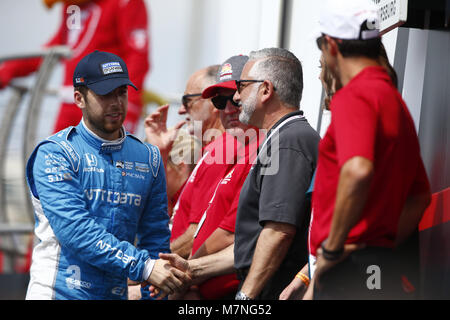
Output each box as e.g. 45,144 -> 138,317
321,240 -> 344,261
295,272 -> 310,287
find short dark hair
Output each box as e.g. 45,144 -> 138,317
335,37 -> 382,59
74,86 -> 89,101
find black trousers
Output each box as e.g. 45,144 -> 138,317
313,246 -> 410,300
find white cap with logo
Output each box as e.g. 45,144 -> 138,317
319,0 -> 380,40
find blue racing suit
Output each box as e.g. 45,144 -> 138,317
25,121 -> 170,300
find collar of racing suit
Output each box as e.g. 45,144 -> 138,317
79,118 -> 127,154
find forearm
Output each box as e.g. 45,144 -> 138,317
191,228 -> 234,259
170,224 -> 197,259
188,244 -> 235,284
326,157 -> 373,251
241,222 -> 295,298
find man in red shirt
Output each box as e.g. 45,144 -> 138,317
147,55 -> 263,300
307,0 -> 431,299
185,56 -> 261,299
0,0 -> 149,133
144,64 -> 230,260
168,57 -> 254,264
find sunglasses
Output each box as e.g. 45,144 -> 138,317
181,93 -> 202,108
211,94 -> 239,110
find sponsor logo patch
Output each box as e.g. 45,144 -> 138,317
135,162 -> 150,173
219,63 -> 233,81
75,77 -> 85,84
101,62 -> 123,75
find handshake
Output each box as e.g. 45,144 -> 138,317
129,244 -> 234,299
142,253 -> 192,300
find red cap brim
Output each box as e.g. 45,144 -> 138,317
201,80 -> 237,98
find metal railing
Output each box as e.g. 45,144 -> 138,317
0,46 -> 72,272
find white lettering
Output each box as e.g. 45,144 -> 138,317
366,265 -> 381,290
96,240 -> 137,267
84,189 -> 142,207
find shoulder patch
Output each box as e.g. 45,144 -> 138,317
142,143 -> 160,178
127,133 -> 161,178
46,127 -> 80,172
148,144 -> 161,178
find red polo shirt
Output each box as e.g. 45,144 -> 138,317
170,132 -> 236,241
192,132 -> 261,299
309,66 -> 430,256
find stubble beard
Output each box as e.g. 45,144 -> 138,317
84,100 -> 125,139
238,85 -> 259,125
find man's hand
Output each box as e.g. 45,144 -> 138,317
303,243 -> 365,299
279,276 -> 308,300
145,253 -> 191,299
279,264 -> 309,300
128,284 -> 142,300
148,252 -> 192,299
144,104 -> 185,161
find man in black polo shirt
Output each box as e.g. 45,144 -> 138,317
232,48 -> 320,300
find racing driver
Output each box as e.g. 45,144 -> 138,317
24,50 -> 189,300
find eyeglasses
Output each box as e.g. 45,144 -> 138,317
235,79 -> 277,94
181,93 -> 202,108
235,80 -> 264,94
211,94 -> 239,110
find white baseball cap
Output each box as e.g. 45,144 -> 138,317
319,0 -> 380,40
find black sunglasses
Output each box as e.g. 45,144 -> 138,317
181,93 -> 202,107
211,94 -> 239,110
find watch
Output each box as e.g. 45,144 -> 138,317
235,290 -> 253,300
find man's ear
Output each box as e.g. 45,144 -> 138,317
260,80 -> 276,104
74,90 -> 86,109
325,35 -> 339,57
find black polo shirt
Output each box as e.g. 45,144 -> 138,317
234,110 -> 320,295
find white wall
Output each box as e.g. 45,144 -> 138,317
285,1 -> 323,131
146,0 -> 283,99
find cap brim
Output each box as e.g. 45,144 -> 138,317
88,77 -> 138,96
202,80 -> 237,98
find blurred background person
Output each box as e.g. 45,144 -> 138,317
165,129 -> 201,217
166,54 -> 263,300
0,0 -> 150,133
145,64 -> 232,260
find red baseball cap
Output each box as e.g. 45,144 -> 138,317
202,55 -> 249,98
